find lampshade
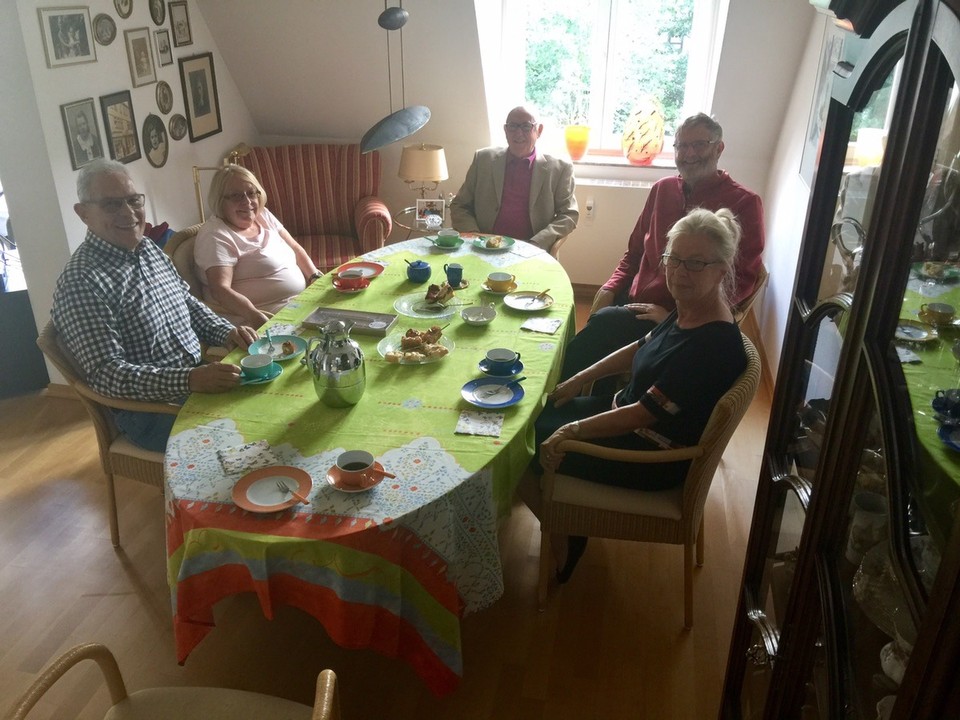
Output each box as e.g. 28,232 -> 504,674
398,144 -> 448,183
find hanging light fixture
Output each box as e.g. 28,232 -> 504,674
360,1 -> 430,154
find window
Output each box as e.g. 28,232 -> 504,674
500,0 -> 725,164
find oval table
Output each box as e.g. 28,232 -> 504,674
164,237 -> 574,695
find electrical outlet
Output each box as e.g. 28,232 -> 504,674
585,197 -> 595,219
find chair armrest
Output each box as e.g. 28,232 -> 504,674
71,382 -> 182,415
354,196 -> 393,256
6,643 -> 128,720
556,438 -> 704,463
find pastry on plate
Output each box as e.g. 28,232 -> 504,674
425,282 -> 455,304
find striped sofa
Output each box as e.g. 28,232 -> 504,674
235,143 -> 392,272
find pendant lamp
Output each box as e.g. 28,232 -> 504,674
360,1 -> 430,153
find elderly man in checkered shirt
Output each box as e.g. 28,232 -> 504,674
52,159 -> 259,452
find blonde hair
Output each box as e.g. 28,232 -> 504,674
207,164 -> 268,220
666,207 -> 741,303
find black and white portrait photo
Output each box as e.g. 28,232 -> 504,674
142,114 -> 169,168
61,98 -> 104,170
39,8 -> 97,68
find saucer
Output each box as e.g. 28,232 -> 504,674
895,319 -> 938,343
425,236 -> 464,251
332,277 -> 369,293
478,358 -> 524,377
461,378 -> 524,408
480,281 -> 518,295
445,279 -> 469,290
240,363 -> 282,385
326,461 -> 386,492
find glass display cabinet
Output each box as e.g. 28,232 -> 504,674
721,1 -> 960,718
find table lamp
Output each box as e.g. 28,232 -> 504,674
398,144 -> 448,197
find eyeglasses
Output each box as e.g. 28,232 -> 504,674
84,194 -> 146,213
660,253 -> 721,272
673,139 -> 718,154
504,122 -> 537,133
223,189 -> 262,203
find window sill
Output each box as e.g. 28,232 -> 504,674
572,153 -> 677,186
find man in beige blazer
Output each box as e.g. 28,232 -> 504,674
451,106 -> 579,253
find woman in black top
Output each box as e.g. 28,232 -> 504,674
533,207 -> 748,582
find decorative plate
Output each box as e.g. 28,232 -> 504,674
377,333 -> 454,364
249,334 -> 307,361
326,462 -> 385,493
394,292 -> 458,320
471,235 -> 516,252
333,261 -> 385,279
894,319 -> 938,343
503,291 -> 555,312
461,378 -> 525,409
232,466 -> 312,512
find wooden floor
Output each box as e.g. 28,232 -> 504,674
0,299 -> 771,719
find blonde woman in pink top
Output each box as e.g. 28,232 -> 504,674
194,165 -> 322,327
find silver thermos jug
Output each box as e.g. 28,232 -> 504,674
302,320 -> 365,407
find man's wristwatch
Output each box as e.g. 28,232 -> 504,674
308,271 -> 323,282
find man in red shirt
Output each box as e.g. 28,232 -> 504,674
560,113 -> 765,381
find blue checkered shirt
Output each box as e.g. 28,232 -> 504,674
52,231 -> 235,401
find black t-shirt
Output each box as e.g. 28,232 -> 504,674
617,319 -> 747,448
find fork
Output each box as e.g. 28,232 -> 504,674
526,289 -> 550,308
276,479 -> 310,504
477,376 -> 526,398
265,328 -> 276,355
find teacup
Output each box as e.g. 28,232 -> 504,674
485,347 -> 520,373
240,353 -> 275,379
920,302 -> 955,325
486,272 -> 515,292
336,270 -> 370,290
406,260 -> 431,283
335,450 -> 390,488
461,304 -> 497,325
444,262 -> 464,287
435,228 -> 460,247
932,388 -> 960,418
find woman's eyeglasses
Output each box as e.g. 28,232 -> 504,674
223,189 -> 262,203
660,253 -> 721,272
85,194 -> 146,213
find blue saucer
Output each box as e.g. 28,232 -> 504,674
240,362 -> 283,385
478,358 -> 524,377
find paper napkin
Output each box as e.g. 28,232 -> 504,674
896,346 -> 922,364
217,439 -> 280,474
455,410 -> 505,437
268,323 -> 298,337
521,317 -> 563,334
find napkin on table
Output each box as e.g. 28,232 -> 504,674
455,410 -> 505,437
217,439 -> 280,475
521,317 -> 563,335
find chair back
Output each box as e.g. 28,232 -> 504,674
680,332 -> 762,538
164,224 -> 204,299
732,263 -> 768,324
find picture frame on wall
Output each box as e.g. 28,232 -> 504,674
156,81 -> 174,114
124,27 -> 157,87
114,0 -> 132,20
142,114 -> 169,168
38,7 -> 97,69
100,90 -> 141,164
169,113 -> 187,141
179,52 -> 222,142
149,0 -> 165,26
61,98 -> 104,170
169,1 -> 193,47
92,13 -> 116,46
155,28 -> 173,66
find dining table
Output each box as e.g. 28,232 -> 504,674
163,235 -> 575,695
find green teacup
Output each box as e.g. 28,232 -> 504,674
435,229 -> 460,247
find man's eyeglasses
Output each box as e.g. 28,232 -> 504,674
660,253 -> 721,272
673,139 -> 718,154
85,194 -> 146,213
504,122 -> 537,133
223,189 -> 262,203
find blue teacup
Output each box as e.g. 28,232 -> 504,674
485,348 -> 520,374
407,260 -> 431,283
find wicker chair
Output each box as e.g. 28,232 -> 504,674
3,643 -> 341,720
36,321 -> 179,548
533,333 -> 761,627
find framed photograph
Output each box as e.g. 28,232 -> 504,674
113,0 -> 132,19
61,98 -> 104,170
154,28 -> 172,66
156,80 -> 173,114
100,90 -> 141,163
92,13 -> 116,46
124,27 -> 156,87
169,1 -> 192,47
416,198 -> 445,228
179,52 -> 222,142
149,0 -> 165,26
801,24 -> 845,187
38,7 -> 96,68
169,113 -> 187,141
142,114 -> 169,168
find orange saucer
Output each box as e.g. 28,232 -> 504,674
326,461 -> 385,493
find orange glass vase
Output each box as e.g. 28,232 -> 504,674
564,125 -> 590,161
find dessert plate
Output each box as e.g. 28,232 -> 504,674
326,462 -> 386,492
249,335 -> 306,361
233,466 -> 312,512
504,291 -> 554,311
333,261 -> 385,279
461,378 -> 525,408
378,333 -> 454,364
240,363 -> 283,385
471,235 -> 516,252
394,292 -> 458,320
895,319 -> 938,343
480,281 -> 518,295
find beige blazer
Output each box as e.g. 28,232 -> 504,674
450,147 -> 579,251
